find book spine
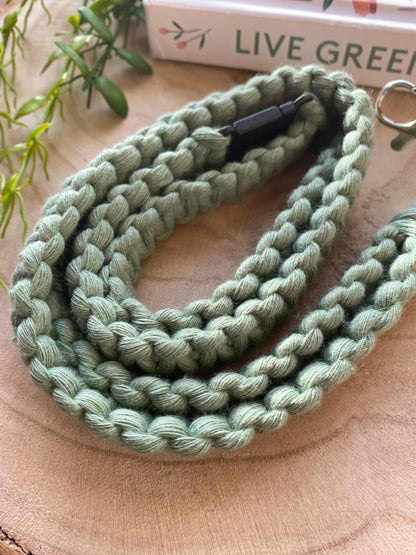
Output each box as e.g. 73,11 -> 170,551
143,1 -> 416,88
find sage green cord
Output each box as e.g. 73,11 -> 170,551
10,66 -> 416,457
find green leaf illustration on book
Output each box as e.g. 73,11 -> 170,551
323,0 -> 334,10
159,21 -> 211,49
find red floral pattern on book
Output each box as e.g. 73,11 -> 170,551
158,21 -> 210,48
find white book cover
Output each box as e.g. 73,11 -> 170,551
143,0 -> 416,88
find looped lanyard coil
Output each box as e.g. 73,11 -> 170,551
10,65 -> 416,457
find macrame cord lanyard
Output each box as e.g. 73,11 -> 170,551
10,66 -> 416,457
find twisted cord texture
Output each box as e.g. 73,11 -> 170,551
10,66 -> 416,456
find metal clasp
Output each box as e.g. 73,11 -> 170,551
376,80 -> 416,151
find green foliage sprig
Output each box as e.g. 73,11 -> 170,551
0,0 -> 150,290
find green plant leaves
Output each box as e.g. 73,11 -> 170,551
41,49 -> 65,73
15,96 -> 47,119
68,14 -> 80,28
0,111 -> 25,126
42,35 -> 92,73
134,5 -> 146,21
1,10 -> 18,34
28,122 -> 52,140
71,34 -> 94,52
0,0 -> 153,286
89,0 -> 118,14
93,76 -> 127,117
116,48 -> 152,74
54,40 -> 89,77
78,6 -> 113,42
47,71 -> 68,97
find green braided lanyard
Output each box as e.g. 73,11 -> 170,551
10,65 -> 416,457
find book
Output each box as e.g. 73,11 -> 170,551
250,0 -> 416,22
143,0 -> 416,88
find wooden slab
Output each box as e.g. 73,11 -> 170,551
0,2 -> 415,554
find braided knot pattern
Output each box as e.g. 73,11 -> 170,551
11,65 -> 416,456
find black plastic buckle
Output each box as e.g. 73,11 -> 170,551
219,93 -> 313,161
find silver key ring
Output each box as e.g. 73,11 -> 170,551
375,79 -> 416,151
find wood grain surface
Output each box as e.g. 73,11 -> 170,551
1,2 -> 416,554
